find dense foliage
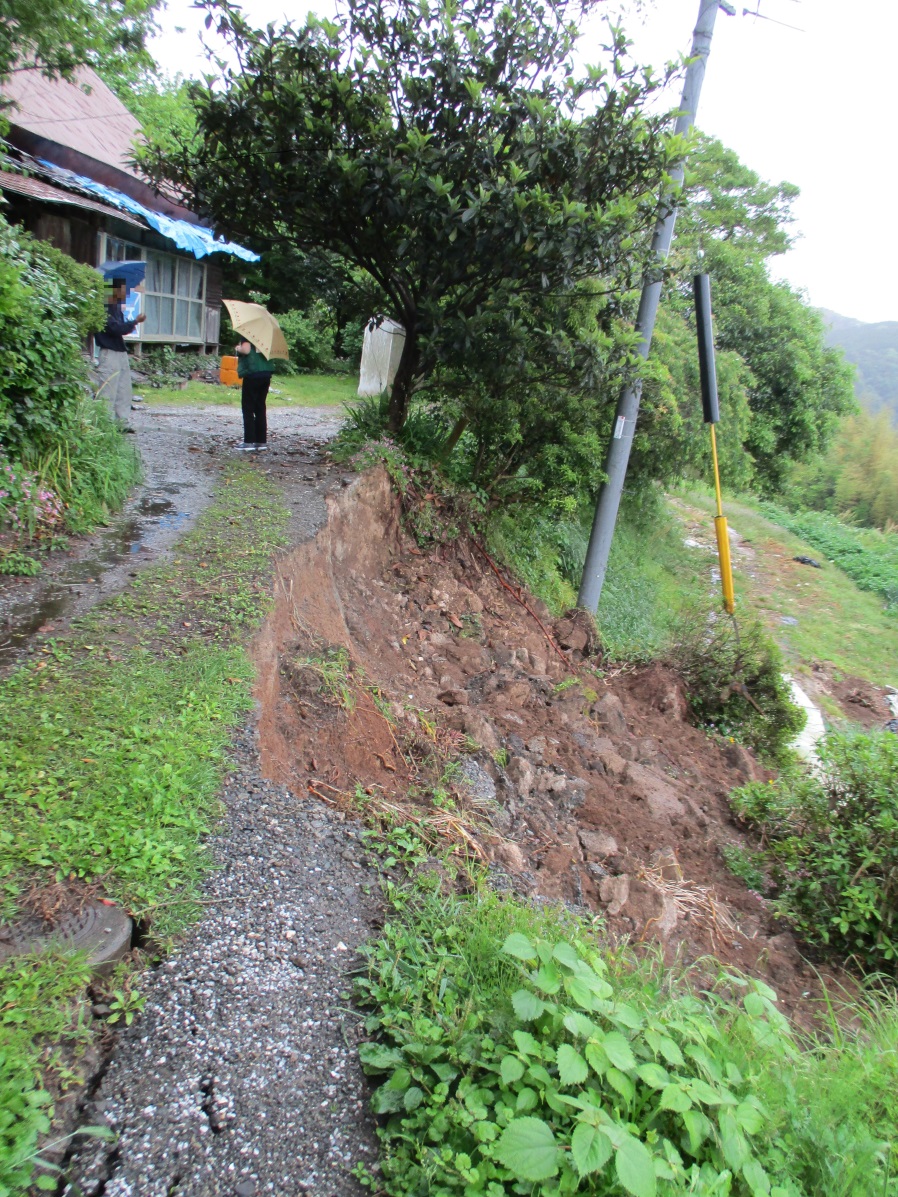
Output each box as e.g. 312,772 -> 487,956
731,731 -> 898,975
645,135 -> 856,496
0,214 -> 138,543
357,888 -> 898,1196
0,0 -> 159,95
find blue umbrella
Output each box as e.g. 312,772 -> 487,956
98,260 -> 146,292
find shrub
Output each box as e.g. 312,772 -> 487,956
731,731 -> 898,974
276,301 -> 337,372
668,612 -> 805,762
138,345 -> 208,388
0,213 -> 139,540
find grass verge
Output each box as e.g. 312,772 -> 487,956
137,372 -> 356,408
0,462 -> 288,1193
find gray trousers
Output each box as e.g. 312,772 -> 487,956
96,349 -> 133,422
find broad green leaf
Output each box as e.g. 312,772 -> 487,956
603,1031 -> 637,1072
743,991 -> 767,1017
606,1066 -> 636,1103
534,962 -> 562,994
682,1109 -> 711,1154
500,1055 -> 525,1084
688,1078 -> 725,1106
404,1086 -> 424,1110
615,1136 -> 657,1197
743,1158 -> 772,1196
502,933 -> 538,962
515,1086 -> 539,1112
659,1084 -> 692,1113
556,1043 -> 588,1086
512,989 -> 546,1021
571,1123 -> 613,1177
563,1011 -> 599,1039
585,1040 -> 608,1076
611,1002 -> 644,1030
637,1062 -> 669,1090
493,1117 -> 560,1182
513,1029 -> 542,1057
358,1043 -> 406,1071
552,941 -> 582,970
735,1100 -> 765,1136
657,1036 -> 685,1067
720,1111 -> 750,1170
565,975 -> 597,1010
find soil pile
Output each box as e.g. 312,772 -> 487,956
257,468 -> 842,1014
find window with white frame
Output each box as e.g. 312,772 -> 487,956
145,251 -> 205,340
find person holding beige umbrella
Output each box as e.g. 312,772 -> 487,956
223,300 -> 290,452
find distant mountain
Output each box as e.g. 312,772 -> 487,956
819,308 -> 898,417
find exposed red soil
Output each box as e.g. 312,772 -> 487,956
254,468 -> 855,1020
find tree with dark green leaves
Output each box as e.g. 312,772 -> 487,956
150,0 -> 681,437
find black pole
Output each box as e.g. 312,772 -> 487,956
693,273 -> 719,424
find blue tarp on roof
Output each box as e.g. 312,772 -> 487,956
39,160 -> 260,262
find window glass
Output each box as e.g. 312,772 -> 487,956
105,237 -> 141,262
188,302 -> 203,339
146,252 -> 175,295
141,251 -> 206,340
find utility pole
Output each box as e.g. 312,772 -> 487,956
577,0 -> 731,613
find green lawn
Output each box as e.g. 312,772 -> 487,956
136,372 -> 357,408
676,487 -> 898,688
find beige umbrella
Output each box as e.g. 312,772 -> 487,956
223,299 -> 290,361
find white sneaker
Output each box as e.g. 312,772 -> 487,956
235,442 -> 256,451
253,443 -> 269,452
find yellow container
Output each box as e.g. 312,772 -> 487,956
219,355 -> 240,386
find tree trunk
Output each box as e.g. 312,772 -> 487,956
439,416 -> 468,462
387,323 -> 417,434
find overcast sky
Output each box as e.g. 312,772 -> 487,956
150,0 -> 898,325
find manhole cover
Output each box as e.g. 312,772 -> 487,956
0,901 -> 132,969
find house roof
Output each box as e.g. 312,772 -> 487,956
2,67 -> 142,177
0,168 -> 145,228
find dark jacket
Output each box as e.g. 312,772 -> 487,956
237,341 -> 274,378
96,302 -> 138,353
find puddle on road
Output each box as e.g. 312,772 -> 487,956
1,491 -> 192,658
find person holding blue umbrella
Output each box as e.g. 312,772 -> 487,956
95,264 -> 146,428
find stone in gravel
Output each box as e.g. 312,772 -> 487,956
235,1182 -> 257,1196
596,749 -> 628,779
458,759 -> 497,803
437,688 -> 468,706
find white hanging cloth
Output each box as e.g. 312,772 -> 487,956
358,316 -> 406,396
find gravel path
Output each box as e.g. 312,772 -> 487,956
47,402 -> 383,1196
64,735 -> 380,1197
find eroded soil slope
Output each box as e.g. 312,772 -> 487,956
258,468 -> 841,1014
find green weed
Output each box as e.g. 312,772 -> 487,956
355,887 -> 898,1196
138,372 -> 356,408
